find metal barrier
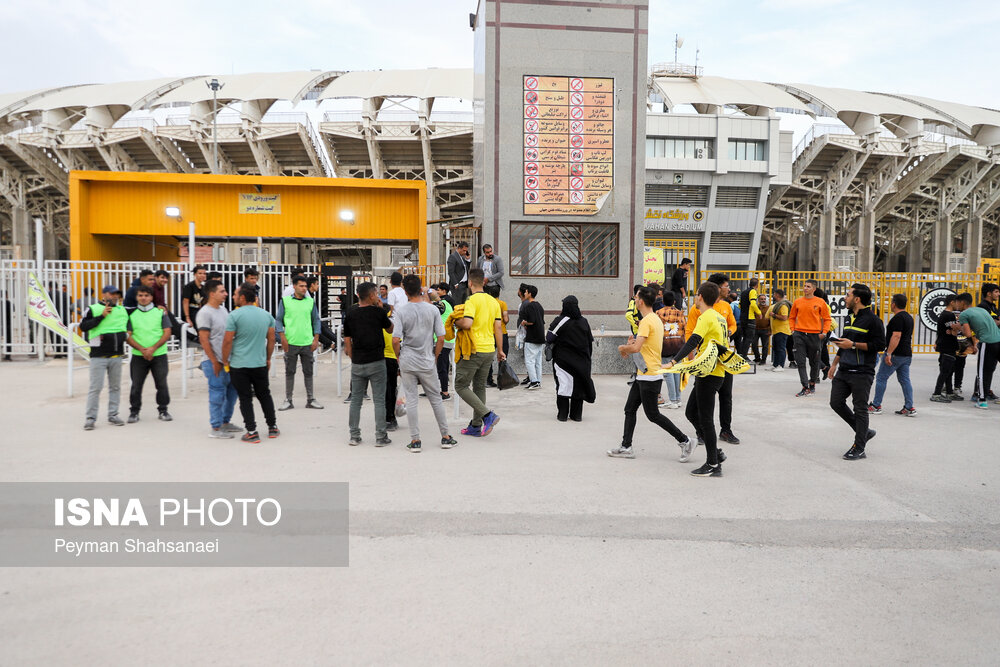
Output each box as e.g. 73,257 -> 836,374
772,271 -> 1000,354
401,265 -> 447,287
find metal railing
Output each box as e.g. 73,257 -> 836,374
401,265 -> 447,286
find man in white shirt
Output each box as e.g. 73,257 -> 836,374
386,271 -> 407,313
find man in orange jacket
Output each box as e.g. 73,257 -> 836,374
789,279 -> 832,397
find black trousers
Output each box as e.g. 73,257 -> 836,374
685,374 -> 725,466
973,341 -> 999,398
793,331 -> 822,386
934,353 -> 957,395
718,371 -> 733,432
954,356 -> 966,390
129,354 -> 169,413
385,357 -> 399,423
737,322 -> 755,357
621,378 -> 686,447
830,372 -> 873,448
436,347 -> 451,393
820,332 -> 832,370
229,366 -> 276,432
752,330 -> 770,363
556,396 -> 584,421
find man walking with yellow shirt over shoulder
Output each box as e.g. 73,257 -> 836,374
608,286 -> 692,461
663,281 -> 730,477
454,268 -> 505,437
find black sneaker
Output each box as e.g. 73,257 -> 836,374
808,383 -> 816,394
696,435 -> 705,446
843,446 -> 866,460
386,420 -> 398,432
127,412 -> 139,424
719,430 -> 740,444
866,429 -> 876,443
242,431 -> 261,444
406,440 -> 422,453
268,426 -> 280,439
717,450 -> 727,463
520,377 -> 531,386
690,462 -> 722,477
440,435 -> 458,449
158,411 -> 173,422
946,392 -> 964,401
795,387 -> 811,397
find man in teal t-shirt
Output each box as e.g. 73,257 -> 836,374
955,292 -> 1000,408
222,284 -> 278,442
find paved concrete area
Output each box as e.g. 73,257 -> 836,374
1,354 -> 998,664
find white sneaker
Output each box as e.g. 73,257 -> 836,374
607,446 -> 635,459
666,401 -> 682,409
209,428 -> 235,439
678,438 -> 694,462
773,366 -> 784,373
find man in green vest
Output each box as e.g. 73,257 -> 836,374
275,275 -> 323,410
80,285 -> 129,430
125,286 -> 173,423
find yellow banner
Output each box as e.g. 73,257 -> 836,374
26,272 -> 90,359
643,247 -> 665,286
238,193 -> 281,214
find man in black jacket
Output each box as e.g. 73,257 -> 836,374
80,285 -> 130,430
446,241 -> 471,301
828,283 -> 886,460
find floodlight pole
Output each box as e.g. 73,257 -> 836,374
207,78 -> 225,173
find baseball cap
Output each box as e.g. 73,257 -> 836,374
101,284 -> 121,294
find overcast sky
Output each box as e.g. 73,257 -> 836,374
2,0 -> 999,108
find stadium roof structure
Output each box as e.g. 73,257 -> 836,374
1,68 -> 998,269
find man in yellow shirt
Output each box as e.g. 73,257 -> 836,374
608,286 -> 691,460
663,281 -> 729,477
766,288 -> 792,371
455,268 -> 505,437
736,277 -> 762,357
684,273 -> 741,445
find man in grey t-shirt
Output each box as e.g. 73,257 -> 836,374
196,280 -> 240,439
392,275 -> 456,452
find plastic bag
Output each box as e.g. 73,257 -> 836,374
497,360 -> 519,390
516,324 -> 526,350
395,397 -> 407,417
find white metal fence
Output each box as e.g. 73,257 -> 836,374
1,260 -> 325,358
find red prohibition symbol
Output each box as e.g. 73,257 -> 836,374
525,176 -> 539,189
526,191 -> 538,202
570,135 -> 584,148
525,119 -> 538,132
570,163 -> 583,176
525,77 -> 538,90
525,105 -> 538,118
571,92 -> 584,105
570,176 -> 584,189
570,149 -> 584,161
525,134 -> 538,147
525,162 -> 539,175
570,78 -> 584,91
570,191 -> 584,203
570,106 -> 584,119
571,120 -> 584,133
525,91 -> 538,104
525,148 -> 539,160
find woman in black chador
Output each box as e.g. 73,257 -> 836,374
546,295 -> 596,422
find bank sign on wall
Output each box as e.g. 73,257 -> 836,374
523,75 -> 614,215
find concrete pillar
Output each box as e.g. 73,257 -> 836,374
818,209 -> 836,270
906,235 -> 924,272
857,211 -> 876,271
797,231 -> 812,271
11,206 -> 30,260
966,213 -> 983,274
930,212 -> 951,273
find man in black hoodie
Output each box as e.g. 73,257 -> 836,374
828,283 -> 886,461
80,285 -> 130,430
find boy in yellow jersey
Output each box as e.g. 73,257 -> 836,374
608,286 -> 691,460
383,307 -> 400,432
455,268 -> 505,436
663,281 -> 729,477
685,273 -> 741,445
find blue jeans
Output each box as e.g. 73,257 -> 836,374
664,372 -> 681,403
524,342 -> 544,383
201,359 -> 238,429
771,332 -> 788,368
871,354 -> 913,409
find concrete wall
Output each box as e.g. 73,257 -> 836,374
475,0 -> 649,329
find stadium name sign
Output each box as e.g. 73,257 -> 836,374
643,207 -> 707,232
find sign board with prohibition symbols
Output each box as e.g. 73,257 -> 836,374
523,75 -> 614,215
